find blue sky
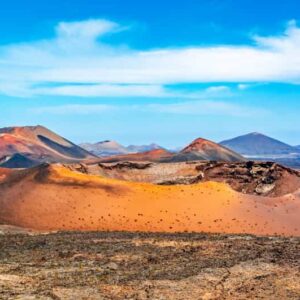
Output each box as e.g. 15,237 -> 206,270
1,0 -> 300,147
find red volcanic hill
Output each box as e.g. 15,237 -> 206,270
97,148 -> 174,163
0,125 -> 95,167
163,138 -> 245,162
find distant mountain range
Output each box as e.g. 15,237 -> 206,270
80,140 -> 164,157
99,137 -> 244,163
78,133 -> 300,169
0,126 -> 299,169
85,133 -> 300,160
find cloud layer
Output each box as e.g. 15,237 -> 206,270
1,19 -> 300,97
31,100 -> 267,118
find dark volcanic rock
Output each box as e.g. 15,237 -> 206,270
99,161 -> 153,170
0,153 -> 40,168
191,161 -> 300,196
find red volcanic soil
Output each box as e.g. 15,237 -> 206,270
0,167 -> 14,183
0,134 -> 46,154
0,164 -> 299,236
182,138 -> 225,152
96,149 -> 174,163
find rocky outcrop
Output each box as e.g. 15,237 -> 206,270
192,161 -> 300,196
99,161 -> 152,170
73,160 -> 300,197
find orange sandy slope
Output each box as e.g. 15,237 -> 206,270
0,164 -> 299,236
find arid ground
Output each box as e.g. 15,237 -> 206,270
1,161 -> 300,299
0,229 -> 299,299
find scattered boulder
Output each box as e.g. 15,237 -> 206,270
104,262 -> 119,270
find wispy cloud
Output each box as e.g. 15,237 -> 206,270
146,100 -> 267,117
1,19 -> 300,97
31,104 -> 115,114
205,86 -> 231,93
33,84 -> 169,98
31,100 -> 268,117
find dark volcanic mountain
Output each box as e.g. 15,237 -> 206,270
220,132 -> 297,156
0,125 -> 95,168
163,138 -> 245,163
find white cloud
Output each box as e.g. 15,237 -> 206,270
1,19 -> 300,97
237,84 -> 250,90
56,19 -> 119,40
33,84 -> 169,98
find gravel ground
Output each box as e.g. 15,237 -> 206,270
0,230 -> 299,299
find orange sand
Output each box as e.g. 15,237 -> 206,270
0,164 -> 299,236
